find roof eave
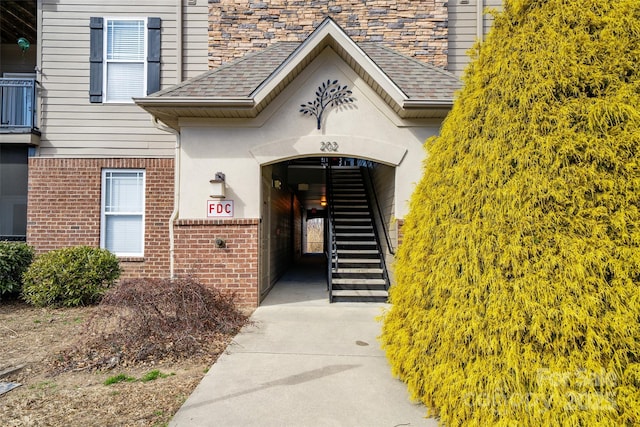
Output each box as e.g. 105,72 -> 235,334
134,97 -> 255,109
403,99 -> 455,109
134,97 -> 257,131
396,99 -> 455,119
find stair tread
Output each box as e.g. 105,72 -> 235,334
331,289 -> 388,297
336,268 -> 384,273
332,278 -> 387,285
336,261 -> 381,265
328,171 -> 389,303
336,242 -> 377,246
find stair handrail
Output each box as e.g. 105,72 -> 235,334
357,164 -> 392,292
361,161 -> 396,256
325,162 -> 337,301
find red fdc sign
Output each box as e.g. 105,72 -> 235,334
207,200 -> 234,217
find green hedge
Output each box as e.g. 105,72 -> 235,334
0,241 -> 34,298
22,246 -> 122,307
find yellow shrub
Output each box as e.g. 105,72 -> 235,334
381,0 -> 640,425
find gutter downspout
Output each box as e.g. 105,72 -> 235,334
148,2 -> 182,280
152,118 -> 180,279
35,0 -> 43,156
477,0 -> 485,43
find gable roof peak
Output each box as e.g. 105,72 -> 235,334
249,16 -> 406,104
135,18 -> 461,129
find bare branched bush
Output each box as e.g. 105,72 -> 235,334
306,218 -> 324,253
53,277 -> 249,372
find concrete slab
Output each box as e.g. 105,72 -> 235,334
170,256 -> 438,427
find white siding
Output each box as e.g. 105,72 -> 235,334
182,1 -> 208,79
448,0 -> 502,77
38,0 -> 197,158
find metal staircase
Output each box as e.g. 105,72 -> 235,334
327,166 -> 390,302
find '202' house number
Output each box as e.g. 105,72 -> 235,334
320,141 -> 339,152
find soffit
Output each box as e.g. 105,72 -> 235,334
0,1 -> 36,45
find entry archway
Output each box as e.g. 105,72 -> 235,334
258,156 -> 397,303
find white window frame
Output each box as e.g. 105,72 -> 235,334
100,169 -> 146,257
102,17 -> 148,103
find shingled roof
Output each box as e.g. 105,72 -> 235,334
136,18 -> 462,130
152,43 -> 301,99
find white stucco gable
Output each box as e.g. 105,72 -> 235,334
134,17 -> 461,221
177,47 -> 442,219
249,17 -> 408,113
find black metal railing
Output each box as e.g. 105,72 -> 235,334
324,162 -> 337,301
356,166 -> 391,291
361,161 -> 395,256
0,78 -> 37,132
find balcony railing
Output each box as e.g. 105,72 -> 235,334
0,78 -> 37,132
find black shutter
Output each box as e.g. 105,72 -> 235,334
147,17 -> 161,95
89,17 -> 104,103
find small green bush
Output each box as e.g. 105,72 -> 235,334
140,370 -> 173,382
22,246 -> 121,307
0,241 -> 34,298
104,373 -> 135,386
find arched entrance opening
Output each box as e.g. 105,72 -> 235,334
258,156 -> 397,304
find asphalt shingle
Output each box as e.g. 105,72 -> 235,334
150,41 -> 461,102
359,43 -> 462,101
152,43 -> 300,98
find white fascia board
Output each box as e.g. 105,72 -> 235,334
250,18 -> 407,108
134,97 -> 255,108
403,99 -> 455,109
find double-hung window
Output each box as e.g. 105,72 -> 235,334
89,17 -> 161,103
105,18 -> 146,102
101,170 -> 145,257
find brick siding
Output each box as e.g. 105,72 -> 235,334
173,218 -> 260,307
28,159 -> 262,307
208,0 -> 449,69
27,158 -> 174,279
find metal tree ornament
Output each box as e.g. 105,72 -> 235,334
300,79 -> 354,129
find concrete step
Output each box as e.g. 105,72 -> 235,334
336,241 -> 377,246
331,278 -> 387,285
333,211 -> 370,216
332,205 -> 368,209
331,289 -> 388,298
336,268 -> 384,274
334,260 -> 381,265
332,195 -> 367,200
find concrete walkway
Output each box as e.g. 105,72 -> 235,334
170,255 -> 438,427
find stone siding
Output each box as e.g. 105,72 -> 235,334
208,0 -> 449,69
